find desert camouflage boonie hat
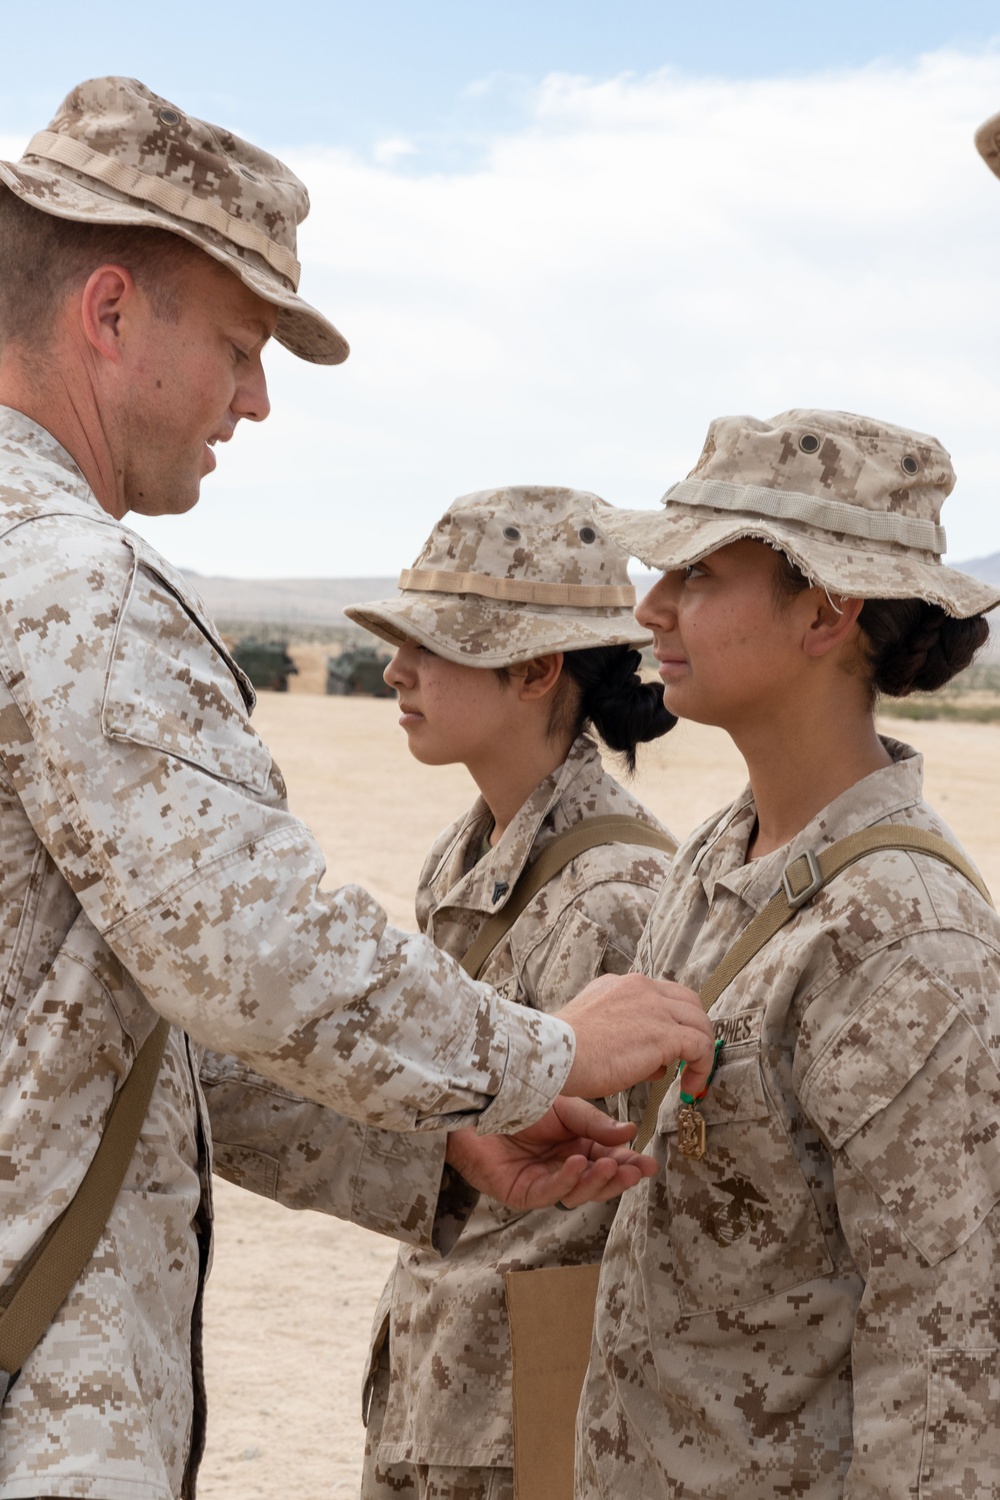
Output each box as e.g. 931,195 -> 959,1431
596,409 -> 1000,619
0,76 -> 347,365
345,486 -> 652,667
975,111 -> 1000,182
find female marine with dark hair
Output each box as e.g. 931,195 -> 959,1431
345,484 -> 677,1500
579,411 -> 1000,1499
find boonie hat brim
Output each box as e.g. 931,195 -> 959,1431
0,158 -> 348,365
345,593 -> 652,667
597,500 -> 1000,620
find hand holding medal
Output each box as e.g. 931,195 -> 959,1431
677,1037 -> 725,1159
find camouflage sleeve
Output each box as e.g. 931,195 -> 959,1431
798,946 -> 1000,1490
200,1052 -> 476,1255
513,867 -> 668,1123
0,526 -> 574,1134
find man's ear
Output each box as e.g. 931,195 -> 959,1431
802,590 -> 865,659
79,265 -> 135,365
509,652 -> 564,701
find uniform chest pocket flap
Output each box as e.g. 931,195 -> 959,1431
661,1025 -> 834,1316
799,954 -> 1000,1267
102,546 -> 271,793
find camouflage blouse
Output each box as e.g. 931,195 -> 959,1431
579,741 -> 1000,1499
365,735 -> 674,1468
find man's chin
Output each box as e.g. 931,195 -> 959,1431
126,484 -> 203,519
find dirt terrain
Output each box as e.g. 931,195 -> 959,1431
198,695 -> 1000,1498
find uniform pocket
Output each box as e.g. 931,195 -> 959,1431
101,542 -> 272,793
662,1033 -> 833,1316
516,905 -> 609,1010
919,1348 -> 1000,1498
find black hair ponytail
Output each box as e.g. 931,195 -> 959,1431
556,645 -> 676,774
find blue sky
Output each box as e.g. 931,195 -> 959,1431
4,4 -> 1000,576
5,2 -> 1000,158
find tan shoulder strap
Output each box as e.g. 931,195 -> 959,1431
460,815 -> 677,981
635,826 -> 992,1150
0,1015 -> 170,1399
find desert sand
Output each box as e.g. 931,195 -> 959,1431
197,693 -> 1000,1498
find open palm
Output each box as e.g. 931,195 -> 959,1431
446,1096 -> 657,1211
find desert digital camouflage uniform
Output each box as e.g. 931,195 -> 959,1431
578,739 -> 1000,1499
363,735 -> 673,1500
0,410 -> 575,1500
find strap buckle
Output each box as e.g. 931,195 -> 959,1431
782,849 -> 824,909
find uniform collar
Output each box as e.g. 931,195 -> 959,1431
429,735 -> 606,916
0,404 -> 103,513
691,737 -> 925,913
0,405 -> 227,681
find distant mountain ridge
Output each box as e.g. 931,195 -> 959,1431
179,568 -> 663,627
180,572 -> 398,627
181,560 -> 998,632
959,551 -> 1000,586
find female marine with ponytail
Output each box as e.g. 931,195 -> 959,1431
345,486 -> 677,1500
578,411 -> 1000,1500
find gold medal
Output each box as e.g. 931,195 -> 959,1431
677,1101 -> 706,1159
676,1037 -> 724,1160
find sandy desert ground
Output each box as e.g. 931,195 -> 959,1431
197,692 -> 1000,1498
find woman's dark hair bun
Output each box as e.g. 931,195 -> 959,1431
560,645 -> 676,773
859,598 -> 989,697
771,554 -> 990,701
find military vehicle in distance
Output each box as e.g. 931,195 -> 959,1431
232,638 -> 299,692
326,645 -> 395,697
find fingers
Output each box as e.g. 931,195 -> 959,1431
585,1143 -> 658,1176
668,1023 -> 718,1097
550,1095 -> 636,1145
534,1153 -> 647,1210
558,977 -> 717,1099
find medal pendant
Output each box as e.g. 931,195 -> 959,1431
677,1101 -> 706,1159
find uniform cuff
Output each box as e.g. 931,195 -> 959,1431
475,1002 -> 575,1135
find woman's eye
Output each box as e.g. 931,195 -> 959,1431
682,563 -> 706,581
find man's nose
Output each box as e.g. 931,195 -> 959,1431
235,354 -> 271,424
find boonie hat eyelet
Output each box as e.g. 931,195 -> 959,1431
579,526 -> 597,543
158,107 -> 180,126
798,434 -> 820,454
503,526 -> 521,541
901,455 -> 920,476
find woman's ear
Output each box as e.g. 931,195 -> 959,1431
802,591 -> 865,659
509,652 -> 564,701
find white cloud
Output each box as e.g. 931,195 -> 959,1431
44,51 -> 1000,575
372,137 -> 418,168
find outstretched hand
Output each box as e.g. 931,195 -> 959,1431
445,1095 -> 657,1211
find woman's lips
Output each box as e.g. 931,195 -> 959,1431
655,655 -> 688,680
